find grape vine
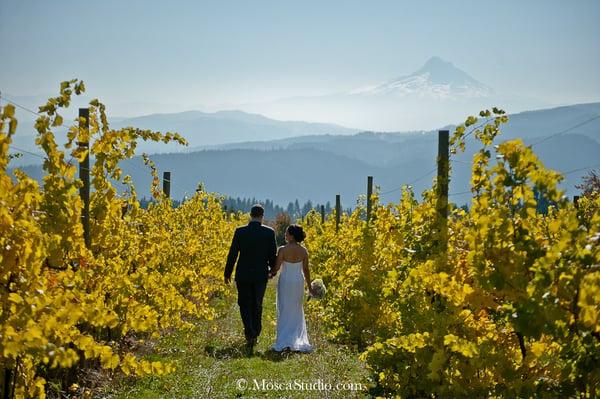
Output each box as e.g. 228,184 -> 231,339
304,109 -> 600,398
0,80 -> 243,398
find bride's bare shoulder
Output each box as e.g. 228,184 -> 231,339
301,245 -> 309,257
296,244 -> 308,258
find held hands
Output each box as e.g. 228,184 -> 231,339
268,266 -> 279,279
226,271 -> 277,283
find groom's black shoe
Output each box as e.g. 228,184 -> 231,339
245,336 -> 257,348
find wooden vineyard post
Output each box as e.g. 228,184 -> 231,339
436,130 -> 449,268
79,108 -> 91,249
321,205 -> 325,224
574,195 -> 580,209
335,195 -> 341,232
2,368 -> 14,399
163,171 -> 171,199
367,175 -> 373,224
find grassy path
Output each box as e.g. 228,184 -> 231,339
101,279 -> 370,398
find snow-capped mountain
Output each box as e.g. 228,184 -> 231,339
241,57 -> 547,131
353,57 -> 494,99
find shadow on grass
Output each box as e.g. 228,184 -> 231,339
204,343 -> 312,363
259,348 -> 311,363
204,343 -> 254,359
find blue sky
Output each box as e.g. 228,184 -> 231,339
1,0 -> 599,113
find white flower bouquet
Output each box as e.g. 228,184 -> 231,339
308,278 -> 327,300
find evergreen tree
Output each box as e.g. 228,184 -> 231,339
294,199 -> 301,218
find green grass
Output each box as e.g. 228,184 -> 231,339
101,279 -> 371,398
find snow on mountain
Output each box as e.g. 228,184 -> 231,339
352,57 -> 494,99
236,57 -> 550,131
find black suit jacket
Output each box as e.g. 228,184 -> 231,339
225,221 -> 277,283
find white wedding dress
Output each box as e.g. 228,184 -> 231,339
272,260 -> 313,352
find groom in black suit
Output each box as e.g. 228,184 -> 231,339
224,204 -> 278,348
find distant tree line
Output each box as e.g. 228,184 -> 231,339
222,196 -> 337,220
138,194 -> 348,222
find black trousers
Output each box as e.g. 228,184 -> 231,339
236,280 -> 268,340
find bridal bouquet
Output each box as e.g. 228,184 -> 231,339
308,279 -> 327,300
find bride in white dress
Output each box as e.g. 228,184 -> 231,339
270,224 -> 316,352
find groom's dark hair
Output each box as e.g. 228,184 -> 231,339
250,204 -> 265,218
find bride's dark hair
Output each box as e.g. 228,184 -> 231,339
286,224 -> 306,243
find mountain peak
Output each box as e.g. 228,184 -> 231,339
412,56 -> 481,87
420,56 -> 452,70
354,57 -> 493,98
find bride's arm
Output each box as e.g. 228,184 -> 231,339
302,251 -> 314,294
271,246 -> 285,276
